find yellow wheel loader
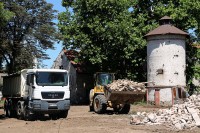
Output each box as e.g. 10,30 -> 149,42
89,72 -> 145,114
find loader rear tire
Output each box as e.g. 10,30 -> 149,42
118,104 -> 130,114
93,95 -> 107,114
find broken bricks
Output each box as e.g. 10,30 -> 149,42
130,94 -> 200,130
106,79 -> 146,92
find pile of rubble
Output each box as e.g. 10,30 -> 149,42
130,94 -> 200,130
105,79 -> 146,92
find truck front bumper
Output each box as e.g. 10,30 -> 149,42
29,99 -> 70,112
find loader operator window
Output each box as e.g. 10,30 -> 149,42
97,74 -> 113,86
36,72 -> 68,86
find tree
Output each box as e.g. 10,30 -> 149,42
59,0 -> 200,83
0,0 -> 59,73
0,2 -> 13,27
0,2 -> 13,70
59,0 -> 148,81
131,0 -> 200,84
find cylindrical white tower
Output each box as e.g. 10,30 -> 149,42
145,16 -> 188,106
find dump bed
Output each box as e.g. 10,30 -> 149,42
2,70 -> 27,97
104,87 -> 146,104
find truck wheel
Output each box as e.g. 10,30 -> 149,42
34,113 -> 44,120
17,102 -> 24,120
7,107 -> 12,117
49,114 -> 58,120
93,95 -> 107,114
59,110 -> 68,118
4,100 -> 8,117
118,104 -> 130,114
4,100 -> 14,118
24,105 -> 34,121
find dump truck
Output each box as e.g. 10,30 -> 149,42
2,69 -> 70,120
89,72 -> 146,114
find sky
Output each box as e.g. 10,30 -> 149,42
42,0 -> 66,68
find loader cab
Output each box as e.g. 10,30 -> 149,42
95,73 -> 114,86
89,72 -> 115,112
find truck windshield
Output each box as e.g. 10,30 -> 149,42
36,72 -> 68,86
97,73 -> 113,86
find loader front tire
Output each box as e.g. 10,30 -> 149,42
89,104 -> 94,112
93,95 -> 107,114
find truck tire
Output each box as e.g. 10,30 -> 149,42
118,104 -> 130,114
49,114 -> 58,120
24,105 -> 34,121
4,100 -> 15,118
59,110 -> 68,118
6,107 -> 12,117
4,100 -> 9,117
17,102 -> 24,120
93,95 -> 107,114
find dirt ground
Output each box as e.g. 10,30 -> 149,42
0,105 -> 200,133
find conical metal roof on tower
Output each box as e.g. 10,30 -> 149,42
145,16 -> 188,37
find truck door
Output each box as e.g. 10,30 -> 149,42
26,74 -> 35,100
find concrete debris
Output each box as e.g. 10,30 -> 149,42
147,113 -> 157,123
130,94 -> 200,130
105,79 -> 146,92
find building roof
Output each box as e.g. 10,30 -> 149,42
160,16 -> 172,20
145,16 -> 188,37
63,50 -> 87,73
63,49 -> 78,61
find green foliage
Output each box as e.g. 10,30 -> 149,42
59,0 -> 200,83
59,0 -> 147,81
0,0 -> 59,73
0,2 -> 14,70
192,47 -> 200,80
133,0 -> 200,85
0,2 -> 14,27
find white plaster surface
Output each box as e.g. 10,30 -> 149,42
147,35 -> 186,105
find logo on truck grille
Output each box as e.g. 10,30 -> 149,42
41,92 -> 64,99
48,93 -> 58,98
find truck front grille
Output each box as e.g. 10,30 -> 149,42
41,92 -> 64,99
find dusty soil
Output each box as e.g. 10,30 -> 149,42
0,105 -> 200,133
